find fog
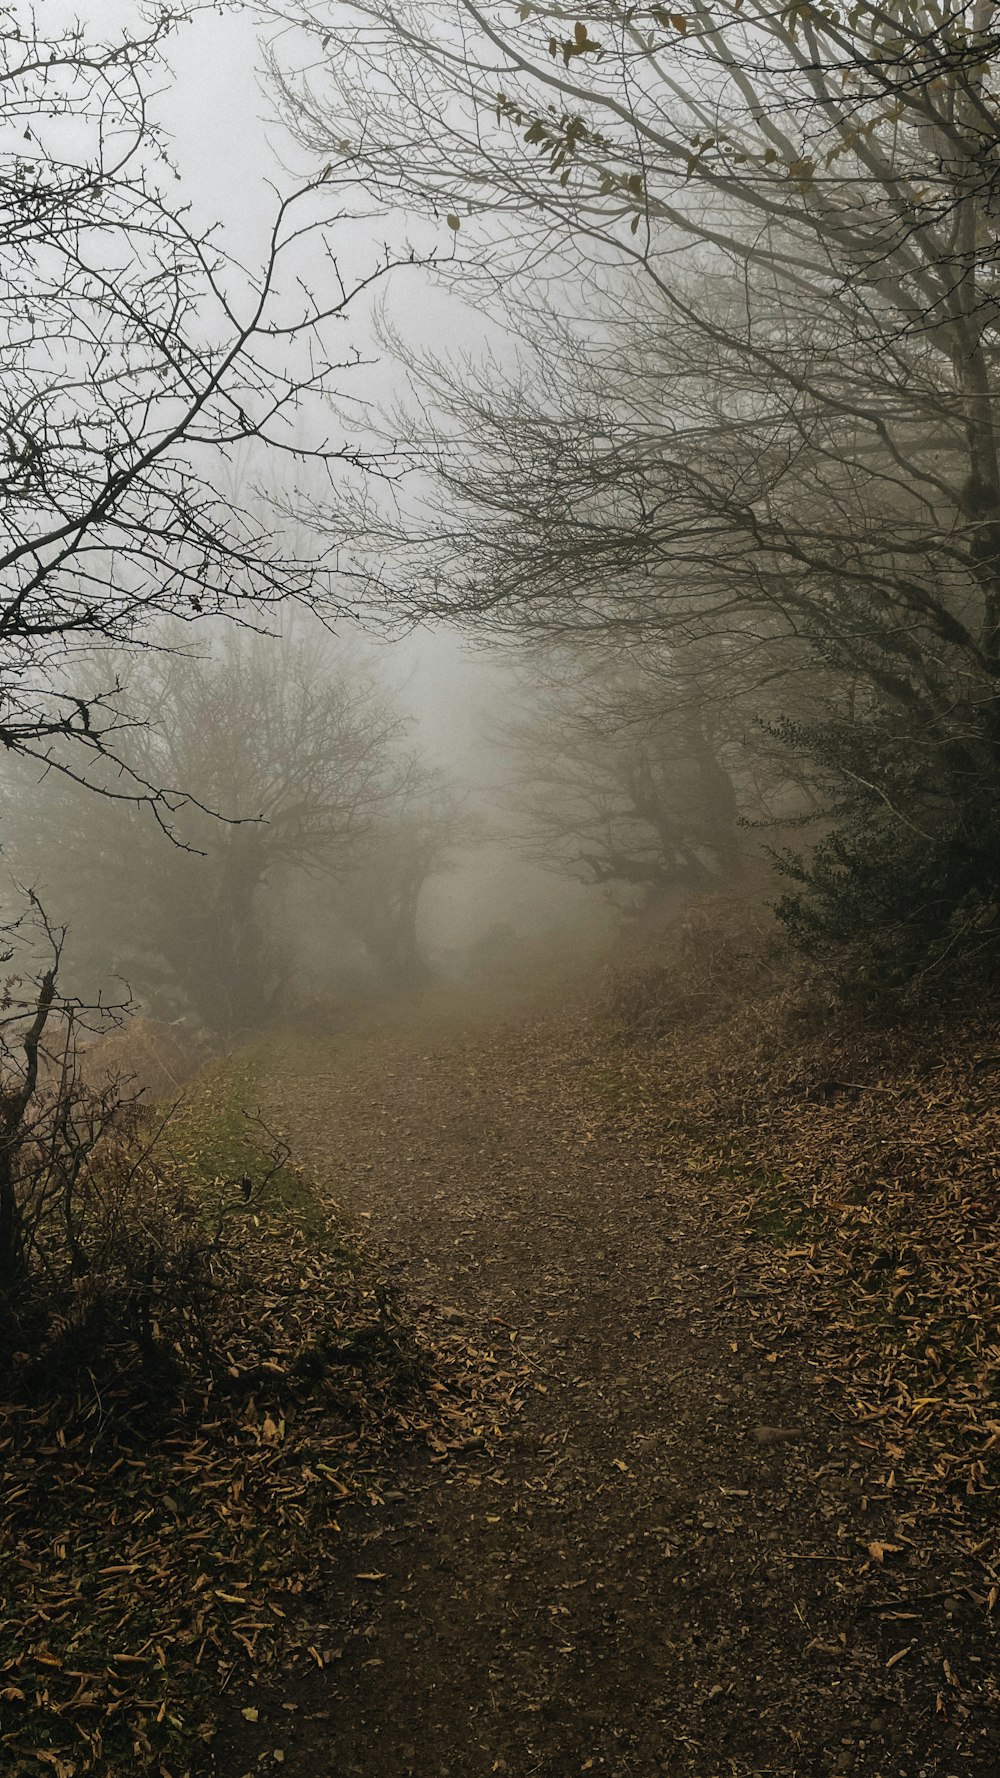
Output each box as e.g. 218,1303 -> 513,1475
0,0 -> 828,1041
0,612 -> 618,1041
6,0 -> 994,1028
6,12 -> 1000,1777
0,2 -> 620,1040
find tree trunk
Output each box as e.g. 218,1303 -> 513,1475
0,1152 -> 23,1289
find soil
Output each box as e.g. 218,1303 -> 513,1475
215,995 -> 998,1778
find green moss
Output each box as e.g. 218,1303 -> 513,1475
743,1172 -> 817,1245
152,1044 -> 328,1238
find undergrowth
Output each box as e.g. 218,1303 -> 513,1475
157,1045 -> 330,1240
0,1042 -> 486,1778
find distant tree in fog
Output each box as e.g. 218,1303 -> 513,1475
329,779 -> 475,988
4,634 -> 429,1031
499,645 -> 808,904
502,659 -> 738,901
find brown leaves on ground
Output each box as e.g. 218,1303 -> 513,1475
0,1201 -> 526,1778
602,897 -> 1000,1602
246,961 -> 1000,1774
7,901 -> 1000,1777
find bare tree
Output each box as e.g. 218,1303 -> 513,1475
266,1 -> 1000,978
0,898 -> 132,1290
328,776 -> 475,987
498,645 -> 767,902
266,1 -> 1000,667
0,2 -> 427,811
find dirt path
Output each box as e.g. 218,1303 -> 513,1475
223,1003 -> 960,1778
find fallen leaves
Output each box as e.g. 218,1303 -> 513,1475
885,1644 -> 913,1670
12,927 -> 995,1778
867,1540 -> 904,1564
605,925 -> 1000,1608
0,1183 -> 523,1777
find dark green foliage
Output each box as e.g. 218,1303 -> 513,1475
771,711 -> 1000,1001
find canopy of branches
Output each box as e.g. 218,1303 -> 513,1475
266,0 -> 1000,989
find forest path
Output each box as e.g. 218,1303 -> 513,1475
236,996 -> 892,1778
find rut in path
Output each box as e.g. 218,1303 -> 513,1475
231,1005 -> 915,1778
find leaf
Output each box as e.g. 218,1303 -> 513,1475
446,214 -> 460,232
867,1539 -> 903,1563
356,1571 -> 388,1581
787,156 -> 815,186
241,1706 -> 259,1723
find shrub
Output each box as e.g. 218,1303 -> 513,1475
0,903 -> 273,1396
603,894 -> 782,1042
769,711 -> 1000,1003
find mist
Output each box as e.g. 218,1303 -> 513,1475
4,10 -> 1000,1778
